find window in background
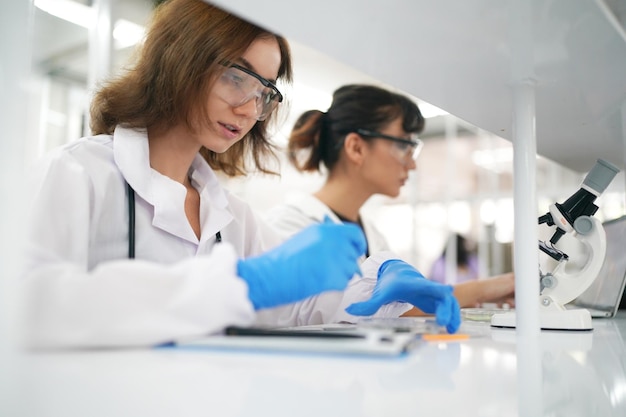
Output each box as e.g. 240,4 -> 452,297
29,0 -> 151,163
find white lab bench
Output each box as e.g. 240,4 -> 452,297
6,312 -> 626,417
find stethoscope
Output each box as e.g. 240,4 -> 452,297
125,182 -> 221,259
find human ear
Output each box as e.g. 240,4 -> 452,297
343,132 -> 367,165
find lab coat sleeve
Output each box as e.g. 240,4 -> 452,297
20,153 -> 255,349
21,245 -> 255,348
331,251 -> 414,323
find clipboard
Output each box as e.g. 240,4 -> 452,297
176,325 -> 418,357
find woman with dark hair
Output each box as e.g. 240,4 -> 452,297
267,84 -> 515,314
429,233 -> 480,285
21,0 -> 369,348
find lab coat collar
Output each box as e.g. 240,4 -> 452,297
113,126 -> 233,244
284,193 -> 343,224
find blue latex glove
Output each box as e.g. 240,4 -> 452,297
345,259 -> 461,333
237,217 -> 367,310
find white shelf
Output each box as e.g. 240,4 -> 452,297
213,0 -> 626,173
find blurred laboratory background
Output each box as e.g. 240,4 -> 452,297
25,0 -> 626,278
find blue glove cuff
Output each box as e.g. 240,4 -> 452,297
237,258 -> 267,310
378,259 -> 425,280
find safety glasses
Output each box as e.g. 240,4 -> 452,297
215,64 -> 283,121
356,128 -> 423,164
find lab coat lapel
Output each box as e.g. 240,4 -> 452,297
190,156 -> 234,245
113,126 -> 232,244
113,126 -> 152,196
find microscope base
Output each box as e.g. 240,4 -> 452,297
490,308 -> 593,331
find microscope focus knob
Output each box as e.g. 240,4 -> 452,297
541,273 -> 556,290
573,216 -> 594,235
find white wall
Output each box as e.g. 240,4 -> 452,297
1,1 -> 32,415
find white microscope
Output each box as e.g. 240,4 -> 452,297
491,159 -> 620,330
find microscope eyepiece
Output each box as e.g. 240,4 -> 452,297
539,159 -> 620,247
583,159 -> 620,195
554,159 -> 619,228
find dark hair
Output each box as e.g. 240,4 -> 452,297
287,84 -> 424,172
444,234 -> 475,266
90,0 -> 293,176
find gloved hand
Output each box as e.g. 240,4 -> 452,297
345,259 -> 461,333
237,217 -> 367,310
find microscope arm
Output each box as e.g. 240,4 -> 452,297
539,216 -> 607,309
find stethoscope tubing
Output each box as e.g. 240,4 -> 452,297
127,182 -> 136,259
125,182 -> 220,260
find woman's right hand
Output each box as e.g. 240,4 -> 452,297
237,217 -> 367,310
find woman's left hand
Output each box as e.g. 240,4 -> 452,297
345,259 -> 461,333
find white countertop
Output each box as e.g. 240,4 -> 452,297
4,313 -> 625,417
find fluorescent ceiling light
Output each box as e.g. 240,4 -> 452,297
292,82 -> 332,111
418,101 -> 448,119
35,0 -> 94,29
113,19 -> 146,49
35,0 -> 146,48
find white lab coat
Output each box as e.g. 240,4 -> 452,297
265,193 -> 392,253
19,127 -> 382,348
262,193 -> 413,324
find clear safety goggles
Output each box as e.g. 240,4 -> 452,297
356,128 -> 423,164
215,64 -> 283,121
